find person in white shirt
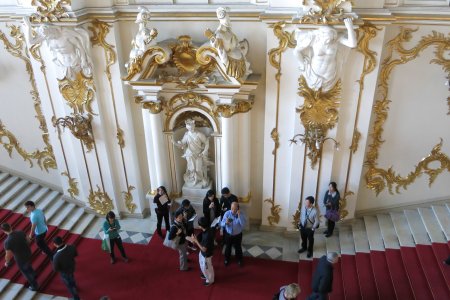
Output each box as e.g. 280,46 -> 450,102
298,196 -> 319,258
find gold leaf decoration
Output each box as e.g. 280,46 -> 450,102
53,114 -> 94,152
238,191 -> 251,203
270,128 -> 280,155
117,128 -> 125,148
297,0 -> 354,25
0,25 -> 56,171
142,101 -> 165,114
339,190 -> 353,220
88,185 -> 114,215
88,19 -> 116,80
58,72 -> 96,115
264,198 -> 281,226
215,100 -> 253,118
122,185 -> 136,214
268,22 -> 296,78
365,28 -> 450,195
30,0 -> 72,23
349,130 -> 361,154
61,171 -> 79,198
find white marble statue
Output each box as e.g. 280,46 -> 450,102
294,18 -> 356,91
24,18 -> 92,80
206,7 -> 251,79
174,119 -> 213,189
128,6 -> 158,61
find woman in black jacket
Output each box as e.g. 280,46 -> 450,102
202,190 -> 220,226
153,186 -> 171,237
323,182 -> 340,238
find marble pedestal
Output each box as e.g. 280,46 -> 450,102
182,184 -> 212,203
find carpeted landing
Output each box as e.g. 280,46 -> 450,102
0,207 -> 298,300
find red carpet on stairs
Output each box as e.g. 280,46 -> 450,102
370,250 -> 396,300
431,243 -> 450,289
355,252 -> 379,300
340,254 -> 362,300
400,246 -> 434,300
384,248 -> 415,299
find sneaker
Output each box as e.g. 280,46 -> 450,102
323,230 -> 329,235
307,252 -> 313,258
297,248 -> 306,254
203,281 -> 214,286
110,258 -> 116,264
200,274 -> 206,280
180,267 -> 191,272
325,233 -> 332,238
28,286 -> 38,292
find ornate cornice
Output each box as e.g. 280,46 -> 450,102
30,0 -> 72,23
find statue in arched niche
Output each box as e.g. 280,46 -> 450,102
174,119 -> 213,189
206,7 -> 252,79
128,6 -> 158,61
294,18 -> 356,91
24,18 -> 92,80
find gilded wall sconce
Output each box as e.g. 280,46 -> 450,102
289,127 -> 339,168
52,113 -> 94,151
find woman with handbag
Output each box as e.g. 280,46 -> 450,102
103,211 -> 128,264
154,186 -> 171,237
323,182 -> 340,238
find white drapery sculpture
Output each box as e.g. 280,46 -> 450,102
206,7 -> 252,79
174,119 -> 213,189
128,6 -> 158,61
24,18 -> 92,80
294,18 -> 356,91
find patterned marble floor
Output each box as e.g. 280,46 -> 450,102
92,214 -> 298,262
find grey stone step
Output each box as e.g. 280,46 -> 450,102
0,176 -> 20,196
82,217 -> 104,239
338,225 -> 355,255
432,205 -> 450,241
312,233 -> 327,259
404,209 -> 431,245
363,215 -> 385,251
60,207 -> 85,231
16,187 -> 52,214
16,285 -> 37,299
34,293 -> 68,300
5,183 -> 40,212
418,207 -> 447,243
0,279 -> 10,294
0,179 -> 30,207
351,218 -> 370,253
49,202 -> 75,226
71,212 -> 97,236
390,211 -> 415,247
0,172 -> 10,184
325,233 -> 341,254
45,196 -> 65,222
376,214 -> 400,249
0,282 -> 24,299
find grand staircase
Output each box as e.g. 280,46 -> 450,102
0,170 -> 102,299
298,200 -> 450,299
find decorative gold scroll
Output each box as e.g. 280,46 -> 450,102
349,130 -> 361,154
52,114 -> 94,152
264,198 -> 281,226
30,0 -> 72,23
122,185 -> 137,214
268,22 -> 296,77
61,171 -> 79,198
215,100 -> 253,118
365,28 -> 450,195
88,185 -> 114,215
123,46 -> 168,81
0,25 -> 56,171
58,72 -> 96,115
270,128 -> 280,155
339,190 -> 352,220
296,0 -> 355,25
238,191 -> 251,204
297,77 -> 341,167
88,19 -> 116,80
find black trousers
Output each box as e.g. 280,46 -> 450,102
327,219 -> 336,234
156,210 -> 170,233
17,260 -> 38,289
110,237 -> 127,259
224,232 -> 243,261
60,272 -> 80,300
36,231 -> 53,259
300,227 -> 315,254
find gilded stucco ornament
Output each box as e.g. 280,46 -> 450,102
58,72 -> 95,115
89,19 -> 116,80
270,128 -> 280,155
30,0 -> 72,23
268,22 -> 296,78
52,114 -> 94,152
89,185 -> 114,215
238,192 -> 251,204
122,185 -> 137,214
349,130 -> 361,154
215,100 -> 253,118
365,28 -> 450,195
294,0 -> 357,25
339,190 -> 352,220
264,198 -> 281,226
61,171 -> 79,198
0,25 -> 56,171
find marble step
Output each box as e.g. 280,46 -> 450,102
45,196 -> 65,222
363,215 -> 385,251
0,172 -> 10,184
0,176 -> 21,196
0,281 -> 25,299
417,207 -> 447,243
404,209 -> 431,245
0,179 -> 30,208
325,233 -> 340,254
60,207 -> 85,232
432,205 -> 450,241
4,183 -> 40,212
0,279 -> 10,295
312,233 -> 327,259
49,202 -> 76,226
71,212 -> 97,236
389,211 -> 415,247
351,218 -> 370,253
376,214 -> 400,249
34,293 -> 68,300
17,188 -> 54,215
338,225 -> 355,255
15,285 -> 37,299
83,217 -> 104,239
